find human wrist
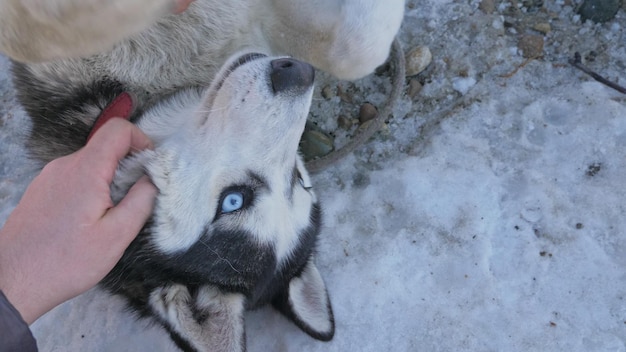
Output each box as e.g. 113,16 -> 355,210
0,229 -> 50,324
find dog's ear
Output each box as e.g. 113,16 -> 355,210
273,258 -> 335,341
150,284 -> 247,352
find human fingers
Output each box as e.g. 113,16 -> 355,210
83,118 -> 154,181
101,175 -> 157,248
173,0 -> 195,14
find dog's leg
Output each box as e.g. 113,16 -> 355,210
150,284 -> 246,352
263,0 -> 405,80
0,0 -> 188,62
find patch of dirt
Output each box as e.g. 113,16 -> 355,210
307,0 -> 626,170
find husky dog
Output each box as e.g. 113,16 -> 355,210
0,0 -> 404,351
103,53 -> 329,352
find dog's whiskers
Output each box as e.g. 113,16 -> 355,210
198,238 -> 242,274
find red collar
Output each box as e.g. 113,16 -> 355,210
87,92 -> 134,142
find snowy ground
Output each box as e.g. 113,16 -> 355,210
2,1 -> 626,351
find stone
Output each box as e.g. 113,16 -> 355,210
336,84 -> 354,103
321,85 -> 333,99
479,0 -> 496,14
299,123 -> 334,160
405,46 -> 432,77
407,78 -> 423,99
337,115 -> 353,130
532,23 -> 551,35
517,34 -> 544,58
522,0 -> 544,11
359,103 -> 378,124
578,0 -> 620,24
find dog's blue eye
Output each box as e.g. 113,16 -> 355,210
221,192 -> 244,213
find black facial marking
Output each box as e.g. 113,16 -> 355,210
102,224 -> 276,302
291,165 -> 300,192
247,170 -> 269,191
279,203 -> 321,280
249,203 -> 322,308
101,201 -> 322,311
288,165 -> 303,201
176,229 -> 276,295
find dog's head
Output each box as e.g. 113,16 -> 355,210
108,54 -> 334,348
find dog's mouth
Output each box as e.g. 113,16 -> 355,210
227,53 -> 268,73
213,53 -> 267,92
200,52 -> 314,125
198,52 -> 267,118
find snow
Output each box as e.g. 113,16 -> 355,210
451,76 -> 477,95
1,1 -> 626,351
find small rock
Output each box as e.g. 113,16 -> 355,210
337,115 -> 353,130
358,103 -> 378,124
532,22 -> 551,34
321,85 -> 333,100
405,46 -> 432,77
299,124 -> 334,161
517,34 -> 544,58
479,0 -> 495,14
578,0 -> 620,23
336,84 -> 354,103
407,78 -> 423,99
522,0 -> 544,10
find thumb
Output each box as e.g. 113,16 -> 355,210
103,176 -> 157,246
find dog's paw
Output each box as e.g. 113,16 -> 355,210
265,0 -> 404,80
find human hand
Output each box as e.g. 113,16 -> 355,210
0,118 -> 157,324
173,0 -> 195,14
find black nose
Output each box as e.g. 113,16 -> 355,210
270,58 -> 315,94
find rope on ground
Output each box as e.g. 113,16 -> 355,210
306,37 -> 406,173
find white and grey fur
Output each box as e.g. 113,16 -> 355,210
0,1 -> 404,351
